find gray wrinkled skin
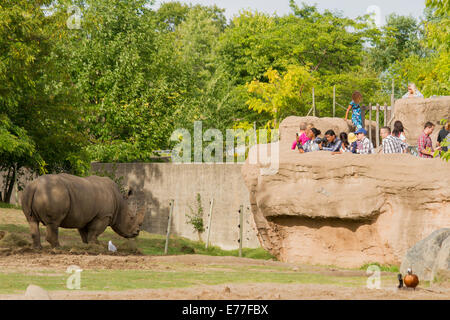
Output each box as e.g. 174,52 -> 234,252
21,174 -> 145,249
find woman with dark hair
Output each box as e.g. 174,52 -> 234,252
299,128 -> 322,153
392,121 -> 406,142
332,132 -> 353,154
339,132 -> 350,151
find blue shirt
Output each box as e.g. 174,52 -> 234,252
322,138 -> 342,152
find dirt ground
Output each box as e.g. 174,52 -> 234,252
0,254 -> 449,300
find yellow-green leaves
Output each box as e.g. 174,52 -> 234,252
246,66 -> 315,127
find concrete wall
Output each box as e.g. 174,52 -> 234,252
91,163 -> 260,250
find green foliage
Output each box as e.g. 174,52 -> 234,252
246,66 -> 315,127
0,0 -> 89,201
91,164 -> 127,196
0,115 -> 44,171
368,14 -> 426,73
0,0 -> 448,172
186,194 -> 205,234
379,1 -> 450,97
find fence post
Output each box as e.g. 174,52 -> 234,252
238,205 -> 243,258
312,87 -> 316,117
205,198 -> 214,249
333,85 -> 336,118
391,80 -> 395,122
376,104 -> 380,148
369,103 -> 372,143
383,103 -> 388,127
361,105 -> 366,130
164,199 -> 174,255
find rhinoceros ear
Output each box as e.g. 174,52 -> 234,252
127,188 -> 133,197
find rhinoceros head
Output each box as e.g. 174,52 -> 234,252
111,189 -> 145,238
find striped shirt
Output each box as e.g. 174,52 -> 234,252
322,138 -> 342,152
382,135 -> 408,154
418,132 -> 434,158
356,137 -> 374,154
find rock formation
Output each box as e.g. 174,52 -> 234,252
242,116 -> 450,268
393,97 -> 450,146
400,229 -> 450,281
24,285 -> 51,300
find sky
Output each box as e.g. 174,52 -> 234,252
153,0 -> 427,25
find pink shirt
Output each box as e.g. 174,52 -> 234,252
292,132 -> 310,150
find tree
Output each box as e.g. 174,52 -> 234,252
0,115 -> 44,203
246,66 -> 315,127
0,0 -> 88,202
58,0 -> 184,162
382,1 -> 450,97
216,3 -> 382,125
368,14 -> 426,73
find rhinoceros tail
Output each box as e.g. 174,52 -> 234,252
21,181 -> 37,218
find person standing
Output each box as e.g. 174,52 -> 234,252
355,128 -> 374,154
380,127 -> 408,154
345,91 -> 364,130
418,122 -> 441,158
437,121 -> 450,153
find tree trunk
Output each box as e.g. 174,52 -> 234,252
2,167 -> 11,202
3,166 -> 16,204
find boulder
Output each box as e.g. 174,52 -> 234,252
400,229 -> 450,281
392,97 -> 450,146
242,141 -> 450,268
436,237 -> 450,274
24,285 -> 51,300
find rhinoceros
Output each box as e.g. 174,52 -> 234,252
21,173 -> 145,249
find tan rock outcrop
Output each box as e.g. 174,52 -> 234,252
393,97 -> 450,146
242,139 -> 450,268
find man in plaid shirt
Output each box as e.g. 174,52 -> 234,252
418,122 -> 441,158
380,127 -> 408,154
355,128 -> 374,154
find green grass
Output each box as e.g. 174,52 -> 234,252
0,268 -> 370,294
0,202 -> 21,209
0,220 -> 274,260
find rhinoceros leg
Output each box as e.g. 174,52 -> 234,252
28,219 -> 42,249
86,217 -> 109,244
45,223 -> 60,248
78,226 -> 89,244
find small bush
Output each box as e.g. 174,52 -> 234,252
186,193 -> 205,234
